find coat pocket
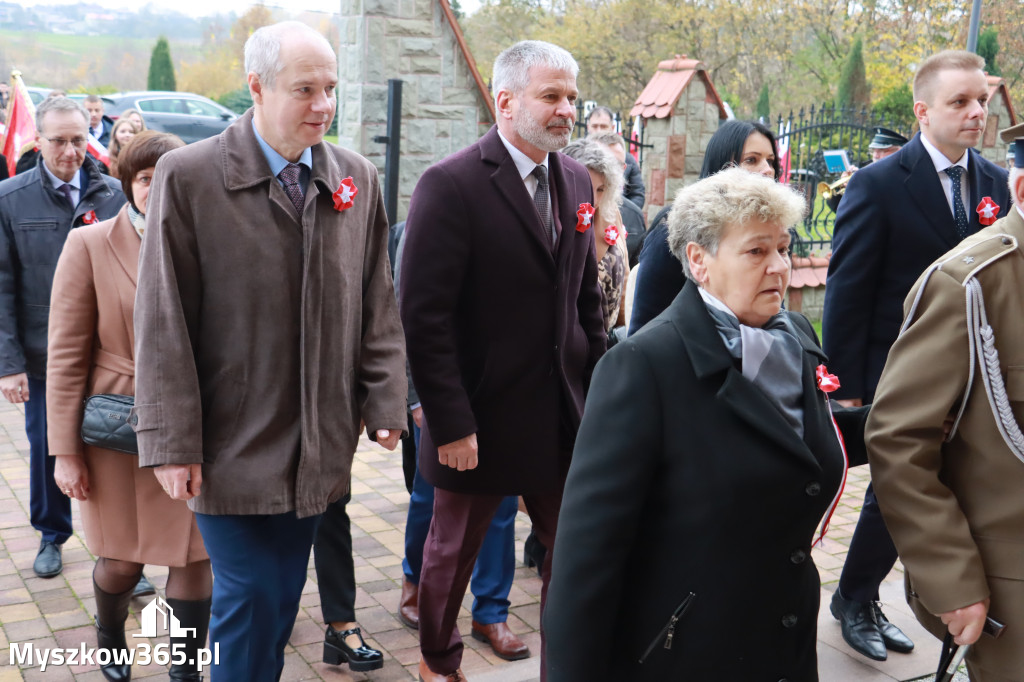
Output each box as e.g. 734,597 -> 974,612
638,592 -> 696,665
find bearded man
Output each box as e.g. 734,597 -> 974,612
399,40 -> 606,682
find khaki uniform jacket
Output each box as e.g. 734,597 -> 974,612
867,208 -> 1024,677
134,110 -> 407,518
46,208 -> 206,566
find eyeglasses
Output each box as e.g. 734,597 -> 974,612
43,136 -> 88,150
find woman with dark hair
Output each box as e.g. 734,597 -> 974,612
49,131 -> 212,682
628,119 -> 780,334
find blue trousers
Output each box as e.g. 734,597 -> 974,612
195,511 -> 320,682
403,425 -> 517,624
26,377 -> 72,544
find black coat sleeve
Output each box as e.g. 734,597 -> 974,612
628,220 -> 686,335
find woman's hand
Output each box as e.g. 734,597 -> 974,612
54,455 -> 90,501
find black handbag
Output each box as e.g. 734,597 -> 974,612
81,394 -> 138,455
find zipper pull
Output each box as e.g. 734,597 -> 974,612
664,616 -> 677,650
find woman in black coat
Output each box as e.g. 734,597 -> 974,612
628,120 -> 781,335
544,168 -> 867,681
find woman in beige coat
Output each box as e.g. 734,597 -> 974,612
48,131 -> 210,682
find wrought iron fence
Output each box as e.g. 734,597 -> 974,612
770,104 -> 911,256
574,102 -> 652,167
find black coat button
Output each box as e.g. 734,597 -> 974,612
790,549 -> 807,564
781,614 -> 798,628
805,481 -> 821,496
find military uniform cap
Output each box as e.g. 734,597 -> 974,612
999,122 -> 1024,164
868,127 -> 909,150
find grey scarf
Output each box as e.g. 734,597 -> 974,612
127,204 -> 145,239
700,289 -> 805,437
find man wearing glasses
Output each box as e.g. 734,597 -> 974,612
0,96 -> 123,579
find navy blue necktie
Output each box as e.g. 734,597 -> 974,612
944,166 -> 969,239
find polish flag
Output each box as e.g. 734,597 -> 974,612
776,120 -> 791,186
87,134 -> 109,166
1,71 -> 37,177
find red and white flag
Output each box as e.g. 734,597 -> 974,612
1,71 -> 36,177
776,119 -> 791,186
87,134 -> 109,166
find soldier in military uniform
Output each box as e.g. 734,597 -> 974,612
866,136 -> 1024,681
825,127 -> 909,213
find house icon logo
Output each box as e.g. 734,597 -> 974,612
133,596 -> 197,639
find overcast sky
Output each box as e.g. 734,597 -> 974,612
15,0 -> 482,18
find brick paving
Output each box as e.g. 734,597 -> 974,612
0,399 -> 962,680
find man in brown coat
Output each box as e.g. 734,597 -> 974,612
133,21 -> 407,681
400,40 -> 606,681
867,141 -> 1024,681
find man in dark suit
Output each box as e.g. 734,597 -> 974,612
587,105 -> 644,208
823,49 -> 1011,662
400,40 -> 606,682
83,95 -> 113,148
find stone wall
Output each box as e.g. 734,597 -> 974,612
640,77 -> 725,219
337,0 -> 494,221
980,86 -> 1016,168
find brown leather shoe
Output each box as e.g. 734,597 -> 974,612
399,577 -> 419,629
470,620 -> 530,661
417,658 -> 466,681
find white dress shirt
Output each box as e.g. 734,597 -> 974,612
920,133 -> 971,219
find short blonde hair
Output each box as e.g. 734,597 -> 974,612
667,167 -> 806,282
913,50 -> 985,104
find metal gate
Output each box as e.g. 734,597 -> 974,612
771,104 -> 911,256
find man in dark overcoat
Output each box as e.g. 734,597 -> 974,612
133,22 -> 407,681
822,50 -> 1011,661
0,96 -> 123,579
400,40 -> 606,682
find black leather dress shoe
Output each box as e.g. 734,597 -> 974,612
871,602 -> 914,653
323,625 -> 383,672
132,573 -> 156,599
523,530 -> 546,577
830,590 -> 886,661
33,541 -> 63,578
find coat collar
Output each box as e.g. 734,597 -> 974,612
106,205 -> 140,287
900,134 -> 1003,248
668,281 -> 827,469
220,109 -> 345,217
479,126 -> 581,265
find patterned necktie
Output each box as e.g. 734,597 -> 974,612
58,183 -> 75,208
278,163 -> 305,215
944,166 -> 969,239
531,165 -> 555,244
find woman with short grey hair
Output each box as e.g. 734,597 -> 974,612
546,167 -> 869,680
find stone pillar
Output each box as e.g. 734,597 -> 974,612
630,58 -> 726,219
338,0 -> 494,221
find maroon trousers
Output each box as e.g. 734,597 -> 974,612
418,467 -> 568,678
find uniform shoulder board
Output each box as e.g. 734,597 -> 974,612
936,232 -> 1018,285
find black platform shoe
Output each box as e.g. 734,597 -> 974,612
323,625 -> 384,672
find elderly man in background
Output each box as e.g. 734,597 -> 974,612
0,96 -> 123,580
134,21 -> 407,681
401,40 -> 605,682
868,139 -> 1024,681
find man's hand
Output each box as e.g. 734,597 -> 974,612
154,463 -> 203,500
837,398 -> 863,408
375,429 -> 400,451
54,455 -> 90,500
0,373 -> 29,404
940,599 -> 989,646
438,433 -> 478,471
411,406 -> 423,429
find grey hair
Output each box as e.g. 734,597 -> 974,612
35,96 -> 89,132
667,167 -> 806,282
245,21 -> 334,90
589,131 -> 626,154
562,138 -> 623,216
492,40 -> 578,107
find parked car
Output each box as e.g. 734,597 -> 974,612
102,91 -> 237,144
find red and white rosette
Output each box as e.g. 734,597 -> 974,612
976,196 -> 1000,226
813,364 -> 848,547
333,177 -> 358,212
575,203 -> 594,233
